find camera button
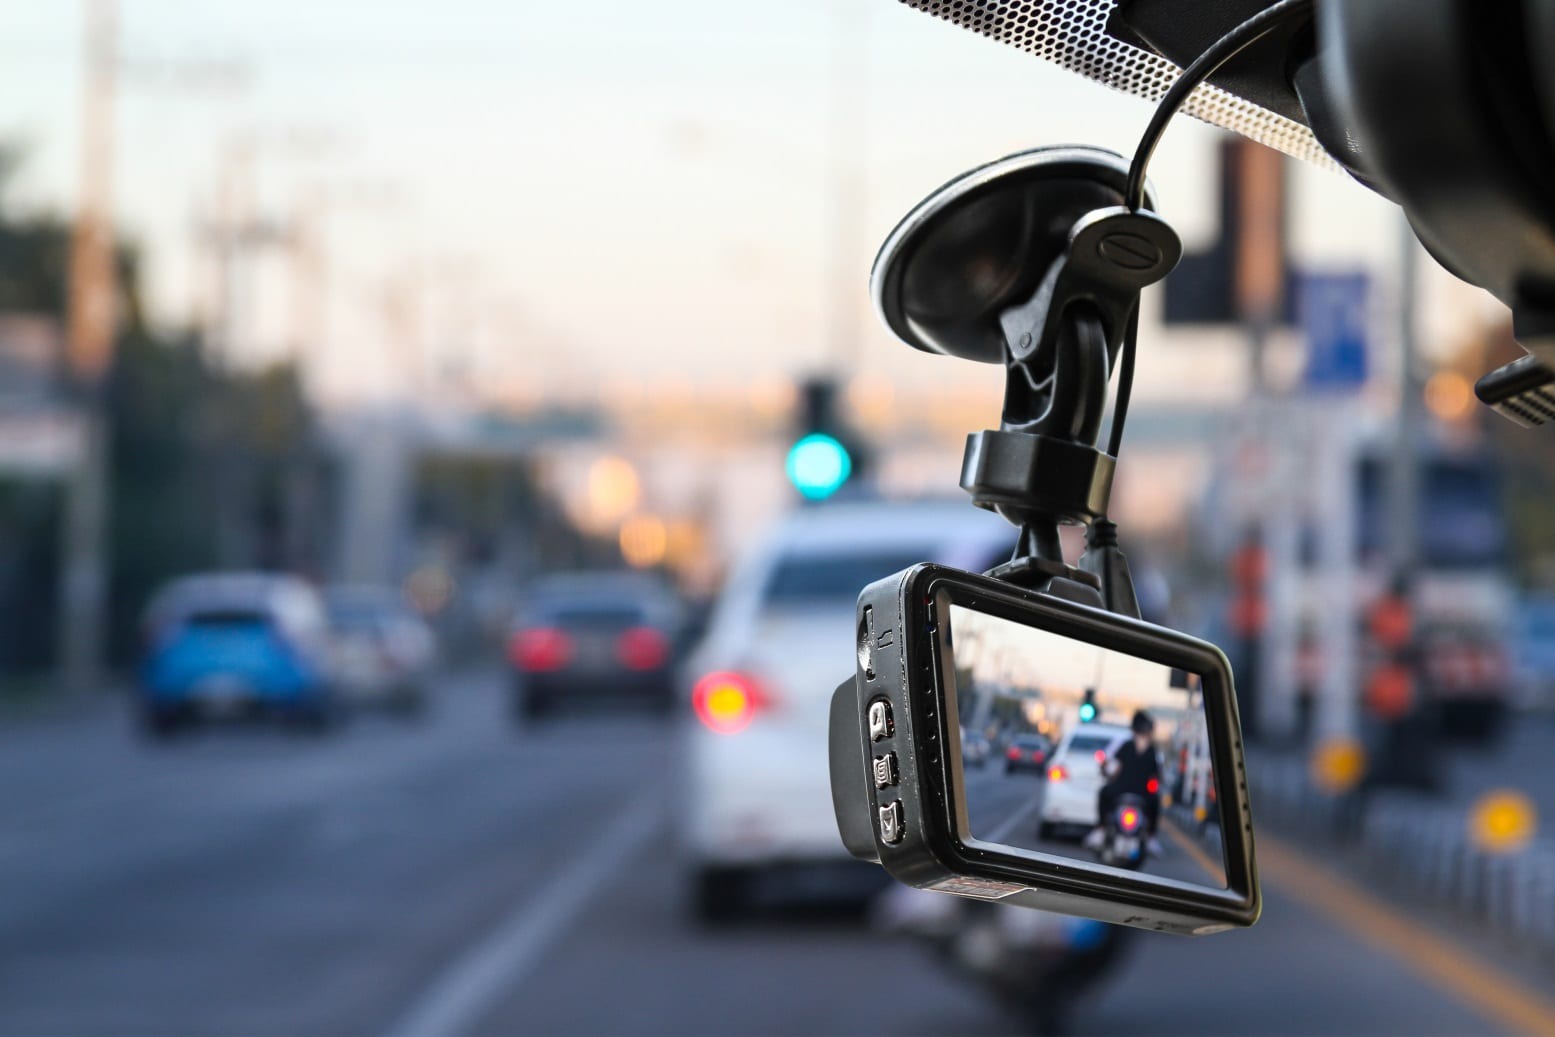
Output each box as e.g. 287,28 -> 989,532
867,699 -> 894,741
872,752 -> 898,789
879,800 -> 904,844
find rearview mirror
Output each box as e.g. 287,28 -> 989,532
830,564 -> 1258,934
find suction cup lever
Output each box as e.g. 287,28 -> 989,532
871,147 -> 1182,614
962,206 -> 1181,530
997,206 -> 1181,430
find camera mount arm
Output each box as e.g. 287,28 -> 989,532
965,206 -> 1180,610
869,146 -> 1181,615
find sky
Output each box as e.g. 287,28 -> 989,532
952,603 -> 1189,714
0,0 -> 1476,405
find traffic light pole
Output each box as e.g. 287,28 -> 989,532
1371,213 -> 1431,788
1386,218 -> 1422,591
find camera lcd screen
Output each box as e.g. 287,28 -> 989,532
945,602 -> 1230,891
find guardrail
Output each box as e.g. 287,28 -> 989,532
1247,755 -> 1555,957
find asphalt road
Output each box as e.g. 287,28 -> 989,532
1443,711 -> 1555,819
961,767 -> 1223,888
0,669 -> 1549,1036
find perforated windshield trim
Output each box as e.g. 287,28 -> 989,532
902,0 -> 1336,168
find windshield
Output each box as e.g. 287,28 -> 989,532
1065,732 -> 1120,755
2,3 -> 1548,1035
182,609 -> 270,630
534,602 -> 649,628
762,551 -> 930,605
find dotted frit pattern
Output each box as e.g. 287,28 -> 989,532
903,0 -> 1336,168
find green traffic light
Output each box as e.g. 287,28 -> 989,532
1079,702 -> 1097,722
786,433 -> 852,500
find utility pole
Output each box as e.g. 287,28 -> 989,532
1374,215 -> 1431,787
199,140 -> 309,569
824,0 -> 867,377
204,130 -> 336,368
1228,138 -> 1297,743
288,189 -> 328,368
280,189 -> 328,573
57,7 -> 248,685
1386,219 -> 1422,585
58,0 -> 118,693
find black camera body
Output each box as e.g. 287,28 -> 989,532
831,564 -> 1260,935
838,144 -> 1262,933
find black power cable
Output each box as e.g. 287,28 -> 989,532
1125,0 -> 1315,211
1106,0 -> 1315,458
1106,307 -> 1141,459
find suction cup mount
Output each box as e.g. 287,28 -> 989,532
871,146 -> 1182,606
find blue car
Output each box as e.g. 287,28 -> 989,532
139,573 -> 338,735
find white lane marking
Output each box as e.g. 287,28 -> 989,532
384,791 -> 663,1037
985,787 -> 1049,844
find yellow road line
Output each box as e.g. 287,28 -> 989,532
1258,834 -> 1555,1037
1161,817 -> 1228,887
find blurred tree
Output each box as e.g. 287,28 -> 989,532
0,481 -> 62,674
2,145 -> 587,676
0,160 -> 74,678
107,333 -> 335,662
104,328 -> 222,663
0,147 -> 332,670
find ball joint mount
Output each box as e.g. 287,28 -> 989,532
870,147 -> 1182,615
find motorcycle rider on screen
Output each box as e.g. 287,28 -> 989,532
1086,710 -> 1164,858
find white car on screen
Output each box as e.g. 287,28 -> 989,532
679,500 -> 1011,920
1038,723 -> 1134,839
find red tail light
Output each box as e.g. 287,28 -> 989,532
1006,746 -> 1021,760
1119,806 -> 1142,833
510,627 -> 572,672
616,626 -> 669,671
692,671 -> 769,735
1146,777 -> 1160,795
1094,749 -> 1107,764
1049,764 -> 1068,781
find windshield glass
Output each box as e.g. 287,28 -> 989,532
2,4 -> 1547,1034
536,602 -> 648,628
182,609 -> 270,629
763,551 -> 929,605
1065,733 -> 1119,755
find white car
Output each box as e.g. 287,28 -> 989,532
1038,723 -> 1134,839
679,500 -> 1011,919
325,586 -> 438,716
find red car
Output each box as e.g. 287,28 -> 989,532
508,572 -> 686,723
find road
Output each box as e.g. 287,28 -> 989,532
961,767 -> 1224,888
0,668 -> 1549,1036
1443,711 -> 1555,819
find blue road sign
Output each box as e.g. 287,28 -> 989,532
1298,271 -> 1371,391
